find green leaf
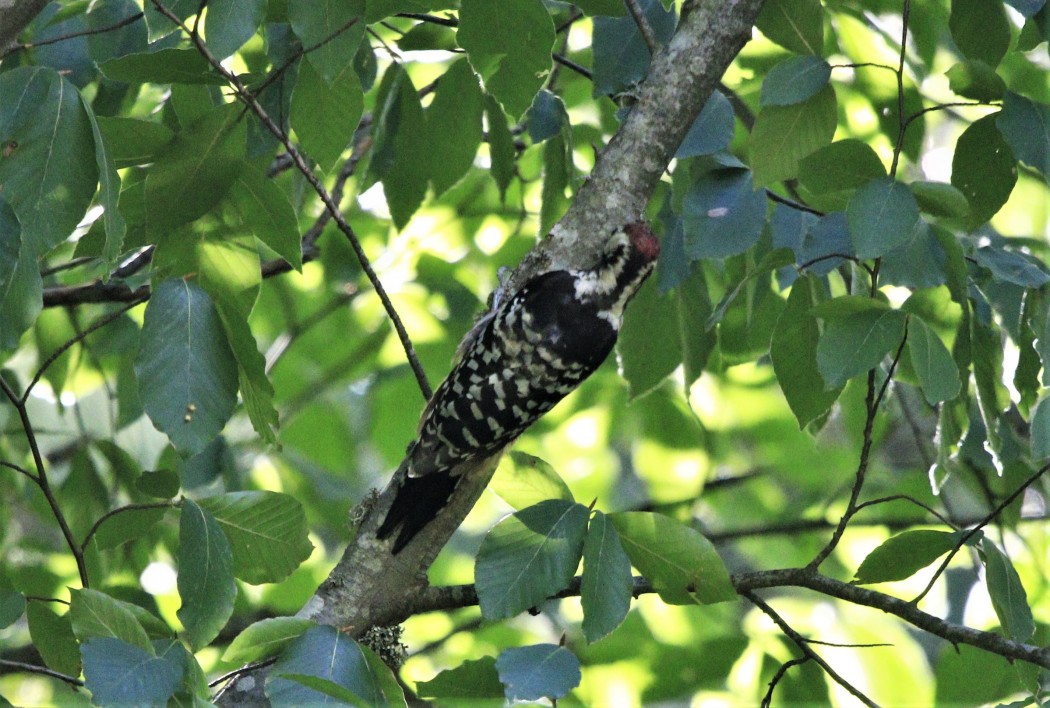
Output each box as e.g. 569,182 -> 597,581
0,67 -> 98,256
755,0 -> 823,55
681,169 -> 768,260
996,92 -> 1050,180
906,317 -> 962,404
618,277 -> 682,399
540,133 -> 572,236
951,114 -> 1017,227
197,492 -> 313,585
981,538 -> 1035,643
950,0 -> 1010,68
771,275 -> 843,428
27,603 -> 81,677
0,584 -> 25,630
973,245 -> 1050,287
575,0 -> 628,16
137,469 -> 180,499
798,139 -> 886,195
93,506 -> 167,549
935,644 -> 1030,706
475,500 -> 589,620
177,499 -> 236,651
145,103 -> 246,238
1030,395 -> 1050,462
288,0 -> 366,85
69,589 -> 153,653
676,91 -> 735,158
592,0 -> 677,97
491,452 -> 574,510
426,58 -> 485,195
290,59 -> 363,174
751,84 -> 837,187
815,307 -> 907,389
485,95 -> 515,198
854,530 -> 964,583
135,280 -> 239,456
581,511 -> 633,643
96,117 -> 174,168
847,177 -> 920,260
222,617 -> 315,664
416,657 -> 504,699
81,637 -> 183,707
230,168 -> 303,271
369,65 -> 429,228
909,181 -> 970,219
99,48 -> 226,85
945,60 -> 1006,102
82,93 -> 125,266
457,0 -> 554,119
205,0 -> 265,60
609,511 -> 735,605
267,626 -> 406,707
495,645 -> 581,702
761,56 -> 831,106
0,204 -> 42,352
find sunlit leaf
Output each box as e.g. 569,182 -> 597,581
476,500 -> 589,620
222,617 -> 315,664
491,452 -> 574,510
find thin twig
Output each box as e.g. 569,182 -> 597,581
80,501 -> 178,553
911,460 -> 1050,605
624,0 -> 659,55
808,327 -> 909,570
761,656 -> 809,708
22,301 -> 141,405
0,460 -> 36,481
888,0 -> 911,178
0,377 -> 89,587
151,0 -> 433,400
553,53 -> 591,80
1,11 -> 144,59
0,659 -> 84,687
853,494 -> 956,528
744,591 -> 880,708
765,190 -> 825,216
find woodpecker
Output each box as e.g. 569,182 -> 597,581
377,223 -> 661,553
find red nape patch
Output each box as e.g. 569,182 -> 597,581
625,222 -> 660,262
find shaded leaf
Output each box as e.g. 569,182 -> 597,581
27,603 -> 81,677
816,307 -> 907,389
981,539 -> 1035,643
581,511 -> 633,643
496,645 -> 581,702
69,588 -> 152,653
288,1 -> 366,85
907,317 -> 962,404
847,177 -> 920,260
760,56 -> 831,106
798,139 -> 886,195
951,114 -> 1017,226
177,499 -> 236,651
135,280 -> 239,456
81,637 -> 182,706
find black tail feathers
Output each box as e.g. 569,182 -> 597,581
376,472 -> 459,554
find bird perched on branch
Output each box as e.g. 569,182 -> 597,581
377,223 -> 661,553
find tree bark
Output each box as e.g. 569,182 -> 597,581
0,0 -> 49,52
